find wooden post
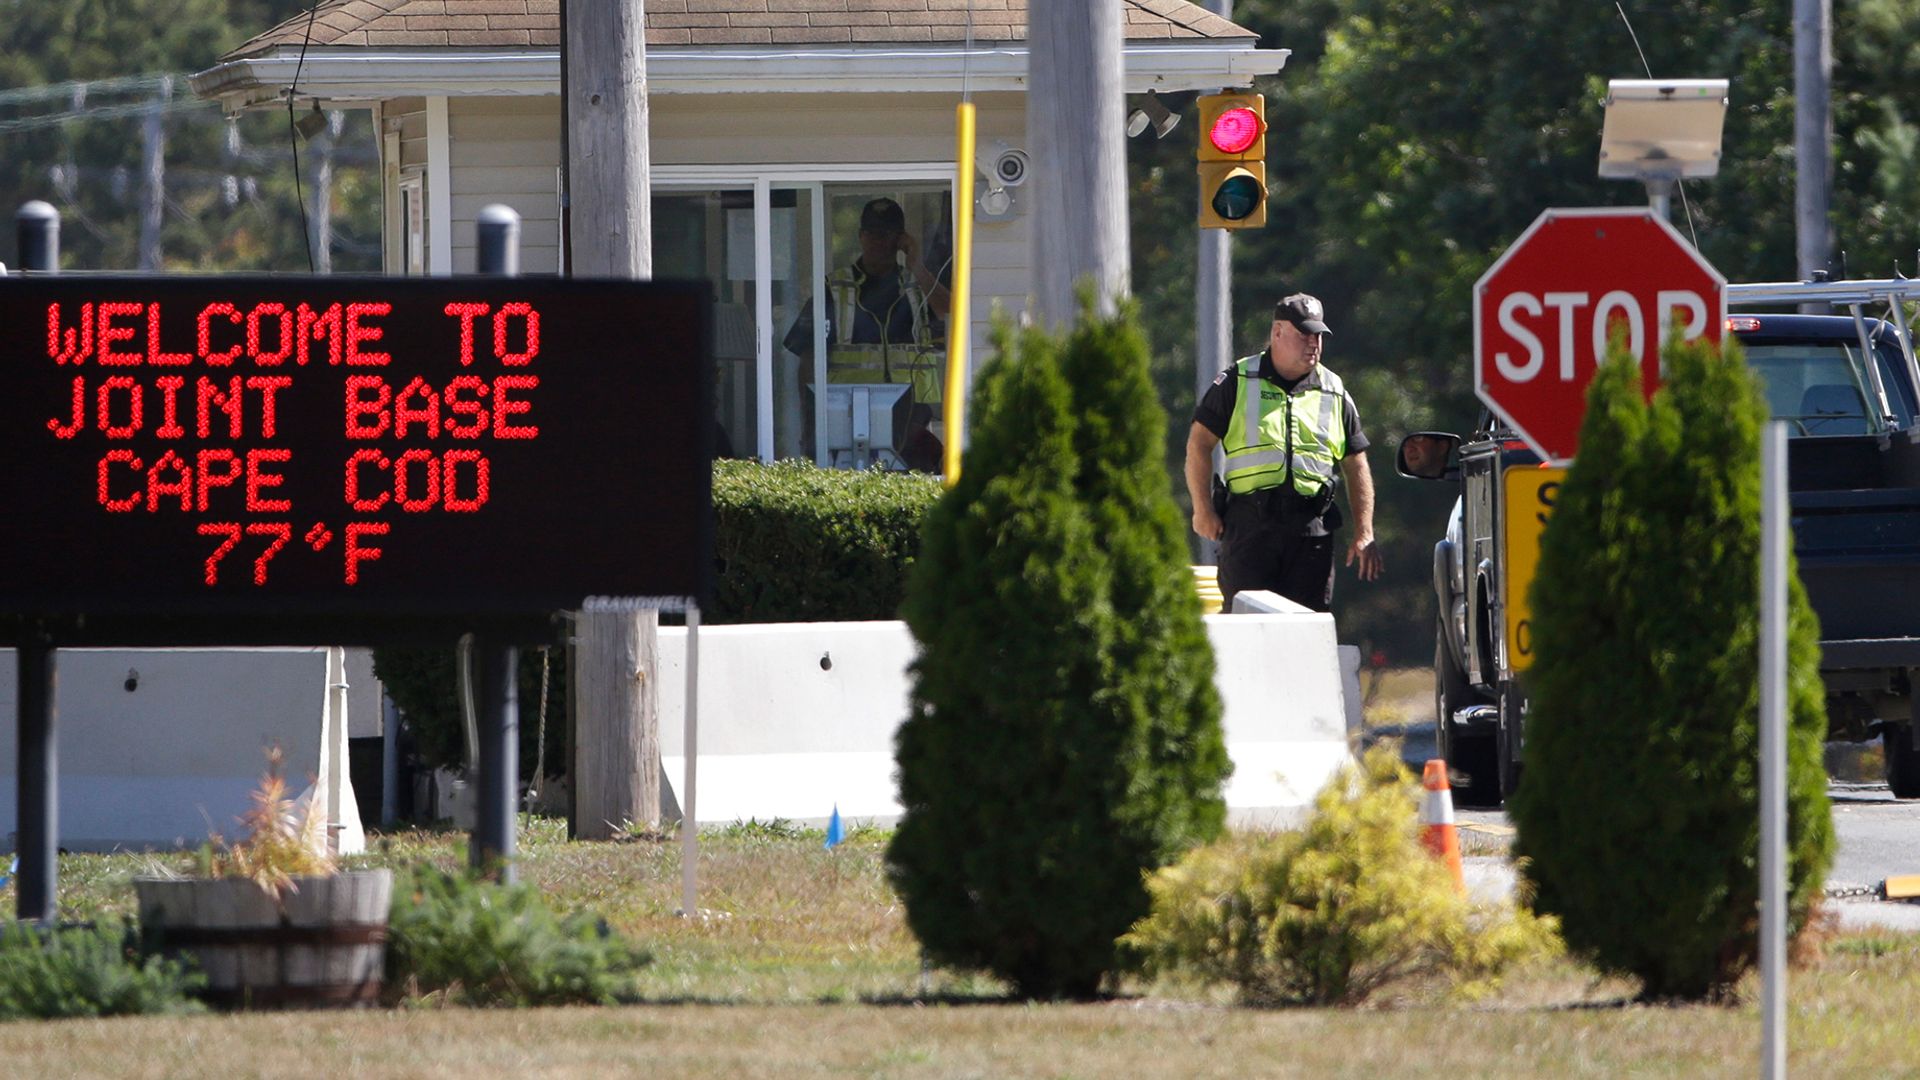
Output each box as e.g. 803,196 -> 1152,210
565,0 -> 652,280
564,0 -> 661,838
1027,0 -> 1129,328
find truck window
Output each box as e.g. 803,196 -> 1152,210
1746,342 -> 1917,436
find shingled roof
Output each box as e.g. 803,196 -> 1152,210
223,0 -> 1253,58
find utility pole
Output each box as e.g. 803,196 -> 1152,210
1794,0 -> 1832,284
1194,0 -> 1233,563
311,111 -> 338,275
1027,0 -> 1129,328
564,0 -> 661,840
137,77 -> 169,271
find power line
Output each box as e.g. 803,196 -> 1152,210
0,94 -> 210,137
0,72 -> 176,107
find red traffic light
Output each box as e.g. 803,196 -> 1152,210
1207,107 -> 1262,155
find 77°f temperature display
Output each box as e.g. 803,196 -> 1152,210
0,278 -> 710,645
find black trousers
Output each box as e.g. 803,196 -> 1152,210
1217,499 -> 1336,613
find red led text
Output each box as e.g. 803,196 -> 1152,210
47,301 -> 393,368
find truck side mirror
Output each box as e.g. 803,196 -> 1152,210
1397,432 -> 1461,481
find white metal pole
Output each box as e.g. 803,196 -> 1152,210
681,603 -> 700,917
1759,420 -> 1788,1080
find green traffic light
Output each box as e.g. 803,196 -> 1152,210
1211,175 -> 1263,220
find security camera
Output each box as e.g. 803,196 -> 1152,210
976,141 -> 1028,189
974,141 -> 1026,220
991,144 -> 1029,188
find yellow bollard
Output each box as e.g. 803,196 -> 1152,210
1192,565 -> 1223,615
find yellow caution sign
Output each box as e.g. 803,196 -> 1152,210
1503,466 -> 1567,673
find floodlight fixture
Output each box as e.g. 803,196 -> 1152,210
294,101 -> 328,140
1126,90 -> 1194,141
1598,78 -> 1729,218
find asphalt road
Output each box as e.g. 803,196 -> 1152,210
1370,722 -> 1920,933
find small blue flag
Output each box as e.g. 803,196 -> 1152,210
824,805 -> 845,850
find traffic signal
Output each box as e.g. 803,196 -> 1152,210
1196,91 -> 1267,229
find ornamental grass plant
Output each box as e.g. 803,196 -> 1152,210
1125,744 -> 1561,1006
191,745 -> 335,901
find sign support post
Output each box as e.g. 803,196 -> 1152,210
472,639 -> 520,882
1759,421 -> 1788,1079
15,201 -> 60,924
15,640 -> 56,924
470,207 -> 523,883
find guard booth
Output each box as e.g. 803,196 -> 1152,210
188,0 -> 1288,469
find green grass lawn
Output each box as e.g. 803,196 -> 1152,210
4,816 -> 1919,1077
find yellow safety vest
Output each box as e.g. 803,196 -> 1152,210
826,266 -> 945,406
1221,353 -> 1348,497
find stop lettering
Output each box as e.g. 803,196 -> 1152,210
1473,208 -> 1725,464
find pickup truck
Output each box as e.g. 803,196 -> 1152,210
1400,277 -> 1920,805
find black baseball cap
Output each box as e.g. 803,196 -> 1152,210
1275,292 -> 1332,335
860,197 -> 906,233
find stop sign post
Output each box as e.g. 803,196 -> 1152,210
1474,207 -> 1725,463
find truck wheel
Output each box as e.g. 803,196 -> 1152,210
1436,626 -> 1499,806
1886,723 -> 1920,799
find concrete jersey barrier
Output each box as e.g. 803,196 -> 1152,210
656,596 -> 1357,827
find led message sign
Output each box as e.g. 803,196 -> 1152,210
0,278 -> 711,645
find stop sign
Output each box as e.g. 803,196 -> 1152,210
1473,207 -> 1725,463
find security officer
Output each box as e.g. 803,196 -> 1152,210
784,197 -> 950,407
1185,293 -> 1384,611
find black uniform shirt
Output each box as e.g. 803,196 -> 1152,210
1192,350 -> 1369,454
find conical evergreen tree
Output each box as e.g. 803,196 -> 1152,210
888,305 -> 1227,999
1058,306 -> 1229,851
1511,335 -> 1834,1000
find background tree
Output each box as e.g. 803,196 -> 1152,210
1508,335 -> 1834,1000
1130,0 -> 1920,661
888,308 -> 1228,1000
0,0 -> 379,272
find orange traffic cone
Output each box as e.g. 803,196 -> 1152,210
1421,759 -> 1466,895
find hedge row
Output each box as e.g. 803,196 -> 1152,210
376,459 -> 942,778
709,458 -> 943,624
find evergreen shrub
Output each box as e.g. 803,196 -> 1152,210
372,645 -> 565,782
887,304 -> 1229,1000
1509,335 -> 1834,1001
1125,745 -> 1561,1006
0,921 -> 204,1020
385,865 -> 650,1007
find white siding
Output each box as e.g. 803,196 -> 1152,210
384,91 -> 1034,353
447,97 -> 562,274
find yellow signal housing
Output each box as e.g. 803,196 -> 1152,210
1196,91 -> 1268,229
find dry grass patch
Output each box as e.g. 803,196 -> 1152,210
6,819 -> 1919,1077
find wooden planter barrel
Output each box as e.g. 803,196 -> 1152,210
134,868 -> 392,1009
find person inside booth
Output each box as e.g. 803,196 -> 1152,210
784,197 -> 951,469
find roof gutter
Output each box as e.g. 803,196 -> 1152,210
189,44 -> 1290,111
